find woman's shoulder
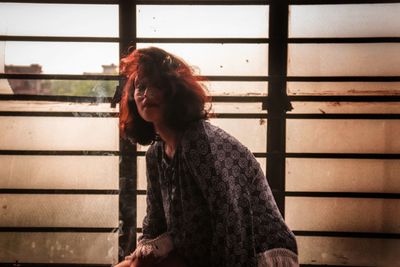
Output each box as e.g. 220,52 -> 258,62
181,119 -> 216,146
145,140 -> 163,160
181,119 -> 248,154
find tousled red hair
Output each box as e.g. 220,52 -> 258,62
119,47 -> 211,145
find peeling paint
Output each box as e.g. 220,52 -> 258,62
328,102 -> 341,107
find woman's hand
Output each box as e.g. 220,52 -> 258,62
114,254 -> 157,267
113,259 -> 131,267
114,251 -> 186,267
114,233 -> 174,267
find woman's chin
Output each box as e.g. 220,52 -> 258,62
139,106 -> 162,123
141,114 -> 161,124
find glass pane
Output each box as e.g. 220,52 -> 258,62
137,144 -> 150,152
0,101 -> 118,113
0,194 -> 118,228
286,158 -> 400,193
290,102 -> 400,114
0,3 -> 118,37
204,81 -> 268,96
297,236 -> 400,266
0,232 -> 118,264
1,78 -> 14,94
138,156 -> 146,191
138,0 -> 259,2
285,197 -> 400,233
287,82 -> 400,96
136,43 -> 268,76
289,4 -> 400,38
210,102 -> 266,114
210,118 -> 267,153
137,5 -> 268,38
2,41 -> 118,75
137,194 -> 146,229
286,119 -> 400,153
287,44 -> 400,76
0,117 -> 119,151
0,155 -> 118,190
0,79 -> 118,97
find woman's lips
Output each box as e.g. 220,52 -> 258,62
143,104 -> 157,109
142,101 -> 159,108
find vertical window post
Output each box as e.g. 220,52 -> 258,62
119,0 -> 137,260
267,0 -> 289,215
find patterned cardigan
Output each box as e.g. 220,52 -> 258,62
140,120 -> 298,267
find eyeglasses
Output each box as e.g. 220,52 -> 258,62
134,79 -> 161,99
134,82 -> 147,96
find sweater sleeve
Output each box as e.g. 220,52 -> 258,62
257,248 -> 299,267
139,144 -> 167,241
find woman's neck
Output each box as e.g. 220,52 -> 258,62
154,123 -> 181,159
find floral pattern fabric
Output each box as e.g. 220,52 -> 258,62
140,120 -> 298,267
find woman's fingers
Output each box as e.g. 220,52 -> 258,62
125,254 -> 134,261
114,259 -> 132,267
129,255 -> 157,267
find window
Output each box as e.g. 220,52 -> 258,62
286,2 -> 400,266
0,2 -> 120,265
1,1 -> 399,266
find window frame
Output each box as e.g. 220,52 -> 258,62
0,0 -> 400,266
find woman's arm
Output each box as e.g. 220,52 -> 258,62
118,145 -> 170,266
182,121 -> 298,266
181,123 -> 258,266
141,145 -> 168,240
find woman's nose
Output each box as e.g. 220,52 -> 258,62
143,88 -> 155,99
143,88 -> 150,98
141,88 -> 147,97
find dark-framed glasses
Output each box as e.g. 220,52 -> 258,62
134,80 -> 161,99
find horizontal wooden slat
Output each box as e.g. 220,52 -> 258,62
0,117 -> 119,151
288,43 -> 400,77
211,102 -> 267,114
297,236 -> 400,266
136,43 -> 268,77
0,3 -> 118,38
0,232 -> 118,264
286,81 -> 400,96
136,0 -> 269,5
289,4 -> 400,38
0,194 -> 118,228
3,42 -> 118,76
289,102 -> 400,114
204,81 -> 268,96
286,158 -> 400,193
136,5 -> 268,38
286,197 -> 400,233
0,155 -> 118,190
286,119 -> 400,153
210,119 -> 267,152
0,101 -> 118,113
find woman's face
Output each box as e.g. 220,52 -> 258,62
133,74 -> 165,125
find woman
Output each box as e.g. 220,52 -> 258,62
116,47 -> 299,267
